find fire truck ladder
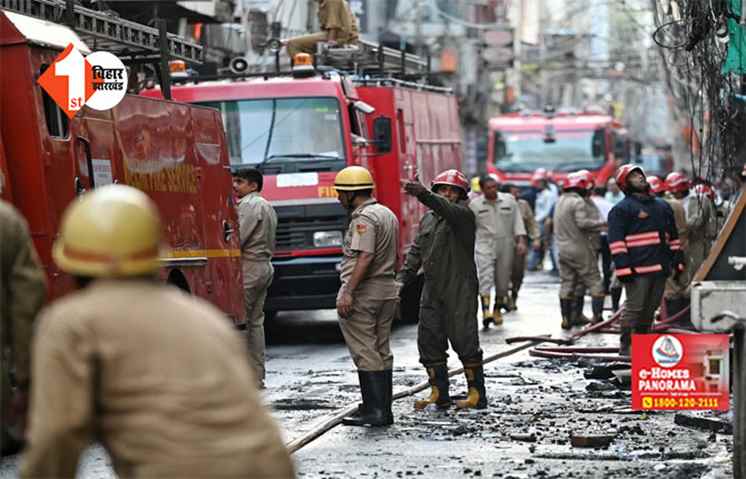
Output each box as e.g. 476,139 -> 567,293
318,39 -> 428,77
0,0 -> 203,97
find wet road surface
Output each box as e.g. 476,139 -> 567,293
0,272 -> 734,478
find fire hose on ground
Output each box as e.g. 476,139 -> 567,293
284,303 -> 698,454
285,337 -> 549,454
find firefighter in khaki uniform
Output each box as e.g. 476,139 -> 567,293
399,170 -> 487,410
469,175 -> 527,328
1,198 -> 46,456
285,0 -> 359,59
506,183 -> 540,310
553,172 -> 606,329
20,185 -> 294,479
650,176 -> 690,322
333,166 -> 399,428
666,172 -> 716,278
572,170 -> 606,324
609,166 -> 683,357
233,167 -> 278,388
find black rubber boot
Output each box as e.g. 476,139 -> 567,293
611,287 -> 622,312
560,298 -> 573,329
456,363 -> 487,409
591,296 -> 605,323
342,371 -> 388,427
619,328 -> 632,357
573,296 -> 591,326
414,365 -> 451,410
665,297 -> 693,328
510,290 -> 519,311
383,369 -> 394,425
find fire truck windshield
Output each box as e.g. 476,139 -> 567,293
494,129 -> 604,172
201,97 -> 346,167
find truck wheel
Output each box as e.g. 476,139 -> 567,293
734,326 -> 746,479
398,275 -> 423,324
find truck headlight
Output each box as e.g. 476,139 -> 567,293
313,231 -> 343,247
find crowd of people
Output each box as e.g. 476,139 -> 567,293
2,160 -> 744,477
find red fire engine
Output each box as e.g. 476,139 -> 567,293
486,108 -> 630,186
0,2 -> 244,323
143,46 -> 463,319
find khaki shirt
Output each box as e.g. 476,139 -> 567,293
319,0 -> 358,43
237,192 -> 277,263
518,198 -> 540,242
340,199 -> 398,298
469,193 -> 526,254
664,195 -> 689,251
583,197 -> 604,252
554,192 -> 605,258
21,280 -> 294,479
0,200 -> 46,389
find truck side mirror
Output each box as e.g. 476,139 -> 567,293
373,117 -> 393,154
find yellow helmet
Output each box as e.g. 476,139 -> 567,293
53,185 -> 162,278
334,166 -> 375,191
470,176 -> 481,193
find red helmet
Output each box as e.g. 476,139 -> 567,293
531,168 -> 549,186
665,172 -> 690,193
565,171 -> 591,191
615,164 -> 645,192
647,176 -> 664,194
575,169 -> 595,190
693,183 -> 715,200
432,169 -> 469,194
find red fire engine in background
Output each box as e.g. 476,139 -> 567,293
144,48 -> 462,320
0,4 -> 244,323
486,108 -> 631,187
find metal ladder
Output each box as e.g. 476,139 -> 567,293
318,39 -> 428,76
0,0 -> 203,64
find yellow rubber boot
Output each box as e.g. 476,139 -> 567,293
455,364 -> 487,409
414,366 -> 451,410
493,308 -> 503,326
480,294 -> 493,328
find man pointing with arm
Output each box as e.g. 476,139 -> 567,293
398,170 -> 486,410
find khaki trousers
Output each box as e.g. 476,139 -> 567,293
244,261 -> 273,384
558,248 -> 604,299
476,237 -> 515,298
338,287 -> 396,371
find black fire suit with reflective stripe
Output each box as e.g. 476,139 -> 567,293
608,194 -> 683,280
608,193 -> 684,346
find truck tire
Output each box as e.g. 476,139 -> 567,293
734,326 -> 746,479
398,275 -> 423,324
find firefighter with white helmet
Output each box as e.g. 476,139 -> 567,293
333,166 -> 399,427
21,185 -> 294,479
609,166 -> 683,356
469,174 -> 527,328
399,170 -> 486,410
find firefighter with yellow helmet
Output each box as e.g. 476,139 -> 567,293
21,185 -> 294,479
334,166 -> 399,427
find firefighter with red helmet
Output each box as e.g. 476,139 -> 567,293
647,176 -> 664,196
654,175 -> 690,321
399,170 -> 486,410
553,171 -> 607,329
609,166 -> 683,356
666,172 -> 716,279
